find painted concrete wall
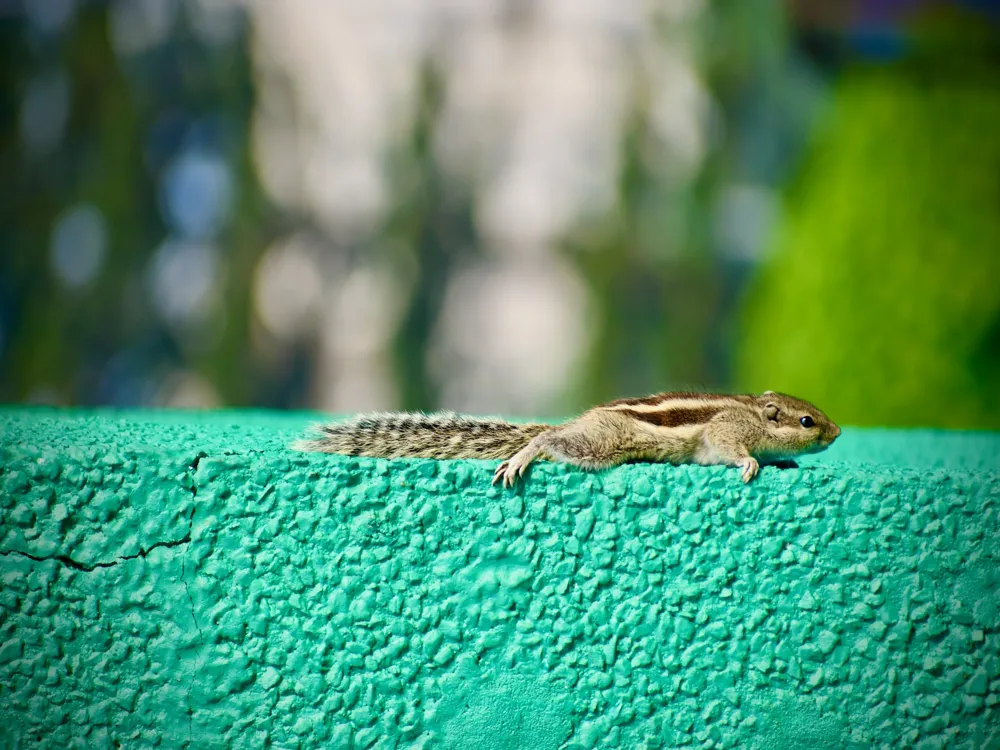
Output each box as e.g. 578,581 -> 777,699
1,409 -> 998,749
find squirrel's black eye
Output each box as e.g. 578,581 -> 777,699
800,416 -> 815,428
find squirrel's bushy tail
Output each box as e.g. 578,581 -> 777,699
292,411 -> 550,460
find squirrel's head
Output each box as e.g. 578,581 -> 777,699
756,391 -> 840,457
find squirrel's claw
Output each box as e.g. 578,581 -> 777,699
739,457 -> 760,484
492,460 -> 510,486
493,457 -> 528,488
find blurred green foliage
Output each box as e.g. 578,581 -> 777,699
737,28 -> 1000,428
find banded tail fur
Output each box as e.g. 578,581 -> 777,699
293,411 -> 549,460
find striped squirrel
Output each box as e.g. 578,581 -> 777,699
294,391 -> 840,486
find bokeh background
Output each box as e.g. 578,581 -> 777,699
1,0 -> 998,428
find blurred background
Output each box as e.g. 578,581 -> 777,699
0,0 -> 998,428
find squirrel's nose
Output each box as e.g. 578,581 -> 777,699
831,424 -> 841,440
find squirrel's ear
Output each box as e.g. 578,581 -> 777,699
761,390 -> 776,397
763,403 -> 779,421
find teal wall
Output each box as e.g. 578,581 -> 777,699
1,409 -> 999,749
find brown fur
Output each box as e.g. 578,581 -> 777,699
616,406 -> 724,428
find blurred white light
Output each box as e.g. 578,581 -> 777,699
249,0 -> 709,253
713,183 -> 777,261
244,0 -> 714,412
249,0 -> 425,242
161,150 -> 234,239
253,235 -> 324,340
153,369 -> 222,408
321,362 -> 398,413
429,255 -> 591,415
50,204 -> 108,289
20,70 -> 70,156
304,152 -> 385,241
539,0 -> 644,31
311,262 -> 408,412
479,164 -> 573,249
148,238 -> 221,326
251,111 -> 302,212
109,0 -> 179,57
646,50 -> 710,180
652,0 -> 706,23
25,0 -> 77,35
327,265 -> 403,357
437,18 -> 631,248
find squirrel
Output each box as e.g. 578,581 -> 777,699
293,391 -> 840,486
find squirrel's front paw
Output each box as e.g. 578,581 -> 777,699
739,457 -> 760,484
492,457 -> 528,488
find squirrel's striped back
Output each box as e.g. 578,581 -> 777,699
293,411 -> 549,460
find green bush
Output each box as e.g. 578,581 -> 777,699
737,54 -> 1000,429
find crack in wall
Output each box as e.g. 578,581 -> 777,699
0,444 -> 216,746
0,534 -> 192,572
2,445 -> 215,745
0,451 -> 209,573
181,453 -> 205,647
179,505 -> 205,647
182,452 -> 205,750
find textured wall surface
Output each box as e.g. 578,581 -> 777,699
1,408 -> 999,749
